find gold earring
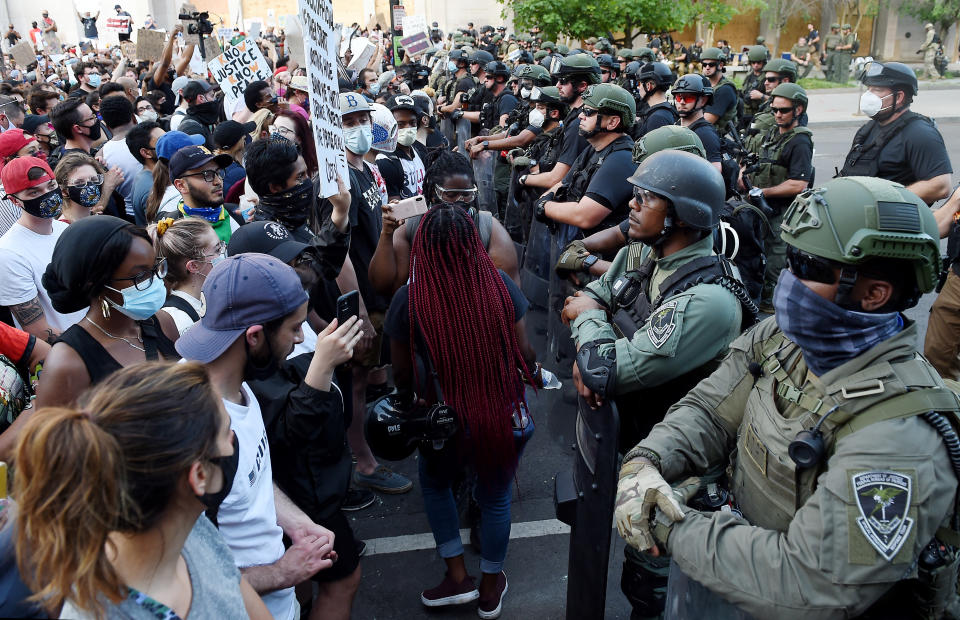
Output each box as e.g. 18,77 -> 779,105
100,297 -> 111,319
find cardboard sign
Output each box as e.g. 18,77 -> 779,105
217,27 -> 234,39
120,41 -> 136,59
392,5 -> 406,32
298,0 -> 349,198
284,15 -> 305,66
136,28 -> 166,60
207,37 -> 271,107
401,15 -> 427,39
346,37 -> 375,71
105,16 -> 130,34
248,21 -> 261,40
399,31 -> 429,57
10,41 -> 36,68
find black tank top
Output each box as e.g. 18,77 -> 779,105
57,316 -> 180,386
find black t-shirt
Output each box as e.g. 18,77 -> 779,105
705,82 -> 737,120
636,103 -> 677,137
862,118 -> 953,187
557,107 -> 588,166
688,118 -> 722,163
145,76 -> 176,115
454,75 -> 475,96
579,138 -> 636,234
767,131 -> 814,211
5,31 -> 18,45
81,17 -> 98,38
321,163 -> 386,311
495,92 -> 519,119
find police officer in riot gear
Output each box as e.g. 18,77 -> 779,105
743,82 -> 813,311
700,47 -> 739,130
741,45 -> 770,127
562,149 -> 752,618
460,60 -> 518,131
597,54 -> 620,84
671,74 -> 722,169
839,61 -> 952,205
633,62 -> 678,139
616,176 -> 960,620
746,58 -> 804,137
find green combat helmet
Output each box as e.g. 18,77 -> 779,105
581,82 -> 636,129
636,47 -> 656,62
780,176 -> 940,310
700,47 -> 728,63
557,43 -> 570,55
632,124 -> 706,163
542,41 -> 557,52
747,45 -> 768,63
769,82 -> 808,108
516,63 -> 553,86
831,23 -> 840,29
553,53 -> 602,84
534,50 -> 549,61
763,57 -> 798,82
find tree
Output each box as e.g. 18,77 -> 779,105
835,0 -> 885,34
498,0 -> 692,46
899,0 -> 960,46
759,0 -> 818,53
687,0 -> 767,46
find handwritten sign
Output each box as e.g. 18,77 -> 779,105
283,15 -> 305,66
401,15 -> 427,39
136,28 -> 166,60
346,37 -> 375,71
105,16 -> 130,34
392,5 -> 406,32
299,0 -> 349,198
248,21 -> 261,40
10,41 -> 36,69
120,41 -> 136,60
207,37 -> 271,109
217,27 -> 234,39
399,31 -> 430,57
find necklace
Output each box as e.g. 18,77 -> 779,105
84,317 -> 145,352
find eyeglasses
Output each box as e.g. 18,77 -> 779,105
764,76 -> 782,83
600,69 -> 611,75
580,107 -> 599,117
786,246 -> 839,284
108,258 -> 168,291
270,125 -> 296,139
673,93 -> 698,104
632,187 -> 663,206
77,116 -> 98,126
770,106 -> 794,115
701,62 -> 718,68
181,169 -> 225,183
67,174 -> 104,188
203,241 -> 226,259
435,185 -> 478,202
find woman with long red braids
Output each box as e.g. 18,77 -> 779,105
383,203 -> 539,619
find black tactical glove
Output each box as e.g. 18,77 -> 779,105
534,191 -> 555,223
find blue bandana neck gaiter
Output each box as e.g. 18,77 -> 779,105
773,269 -> 903,376
179,200 -> 222,223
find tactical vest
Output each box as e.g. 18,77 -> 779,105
526,123 -> 563,173
825,33 -> 841,51
503,100 -> 530,134
633,102 -> 679,139
557,135 -> 634,205
481,90 -> 508,130
730,331 -> 960,537
443,73 -> 477,104
839,111 -> 934,179
749,125 -> 813,192
714,77 -> 741,129
405,206 -> 493,250
467,83 -> 494,113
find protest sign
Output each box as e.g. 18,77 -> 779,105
10,41 -> 36,69
346,37 -> 375,71
402,15 -> 428,39
399,31 -> 429,57
283,16 -> 305,66
248,21 -> 261,40
298,0 -> 349,198
217,27 -> 233,39
121,41 -> 136,60
105,16 -> 130,34
136,28 -> 166,60
207,37 -> 271,108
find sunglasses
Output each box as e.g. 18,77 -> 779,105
580,107 -> 599,117
764,76 -> 782,83
632,187 -> 663,205
786,246 -> 839,284
674,93 -> 698,104
701,62 -> 718,68
771,106 -> 794,115
557,77 -> 575,85
600,69 -> 611,75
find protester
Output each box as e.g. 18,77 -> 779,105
16,361 -> 271,619
213,119 -> 254,196
178,80 -> 220,148
269,109 -> 319,178
125,120 -> 164,224
145,130 -> 204,222
53,151 -> 113,223
150,217 -> 221,334
49,97 -> 100,155
98,95 -> 142,217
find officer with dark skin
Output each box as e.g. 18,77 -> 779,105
562,150 -> 751,618
743,82 -> 813,311
741,45 -> 769,126
615,176 -> 960,620
839,62 -> 952,205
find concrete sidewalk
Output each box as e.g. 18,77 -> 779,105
806,78 -> 960,126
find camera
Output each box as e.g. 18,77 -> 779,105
178,11 -> 214,36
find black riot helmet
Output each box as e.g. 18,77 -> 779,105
637,62 -> 674,90
860,61 -> 919,96
627,150 -> 724,232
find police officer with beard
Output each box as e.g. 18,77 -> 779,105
615,176 -> 960,620
839,62 -> 952,206
562,149 -> 753,618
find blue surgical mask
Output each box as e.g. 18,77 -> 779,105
447,61 -> 457,72
105,276 -> 167,320
368,82 -> 381,96
343,124 -> 373,155
87,73 -> 101,88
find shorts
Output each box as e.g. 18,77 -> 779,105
356,310 -> 384,368
282,510 -> 360,583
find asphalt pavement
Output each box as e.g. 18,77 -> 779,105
346,117 -> 960,619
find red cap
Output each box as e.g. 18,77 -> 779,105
0,129 -> 35,161
2,156 -> 54,195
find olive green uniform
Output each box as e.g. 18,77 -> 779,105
824,31 -> 841,81
636,316 -> 960,618
571,235 -> 743,396
741,71 -> 765,123
836,32 -> 855,83
922,29 -> 941,80
790,43 -> 812,78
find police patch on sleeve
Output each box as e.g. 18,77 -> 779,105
647,299 -> 678,349
851,471 -> 914,561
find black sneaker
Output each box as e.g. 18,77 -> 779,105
342,487 -> 376,511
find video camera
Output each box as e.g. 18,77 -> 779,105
178,11 -> 214,36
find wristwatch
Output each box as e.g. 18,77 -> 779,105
749,187 -> 764,199
519,174 -> 528,186
582,254 -> 598,268
482,140 -> 490,149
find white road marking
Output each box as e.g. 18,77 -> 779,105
364,518 -> 571,556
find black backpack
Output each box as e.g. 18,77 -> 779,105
714,200 -> 770,305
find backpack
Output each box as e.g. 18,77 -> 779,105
714,200 -> 770,305
0,354 -> 30,433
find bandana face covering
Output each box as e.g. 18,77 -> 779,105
773,269 -> 903,376
257,179 -> 313,228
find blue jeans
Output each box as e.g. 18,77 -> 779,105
418,418 -> 534,574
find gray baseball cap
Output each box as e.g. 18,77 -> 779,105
175,253 -> 308,363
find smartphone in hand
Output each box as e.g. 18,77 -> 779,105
391,195 -> 428,221
337,290 -> 360,325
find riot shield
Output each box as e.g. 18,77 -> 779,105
440,116 -> 455,149
503,164 -> 527,249
664,560 -> 756,620
473,150 -> 497,215
520,216 -> 552,310
555,395 -> 620,620
455,116 -> 472,153
547,227 -> 580,365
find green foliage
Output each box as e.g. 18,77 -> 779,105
899,0 -> 960,37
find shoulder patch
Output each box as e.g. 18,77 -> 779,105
647,299 -> 678,349
851,471 -> 914,561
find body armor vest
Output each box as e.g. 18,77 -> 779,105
839,111 -> 933,179
714,77 -> 741,129
749,125 -> 813,191
557,135 -> 634,204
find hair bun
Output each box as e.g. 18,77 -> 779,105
42,261 -> 90,314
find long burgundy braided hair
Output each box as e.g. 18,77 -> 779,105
409,204 -> 533,478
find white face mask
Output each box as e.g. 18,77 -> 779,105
397,127 -> 417,146
343,124 -> 373,154
527,108 -> 546,128
520,87 -> 532,99
859,91 -> 892,118
139,109 -> 158,122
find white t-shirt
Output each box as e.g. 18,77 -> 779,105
289,320 -> 318,358
100,138 -> 144,217
219,383 -> 296,620
0,220 -> 87,331
162,289 -> 201,335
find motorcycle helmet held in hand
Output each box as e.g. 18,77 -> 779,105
365,392 -> 459,461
